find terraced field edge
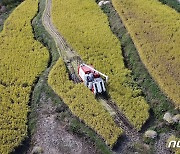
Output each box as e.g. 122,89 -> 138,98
0,0 -> 49,153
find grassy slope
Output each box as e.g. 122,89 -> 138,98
159,0 -> 180,12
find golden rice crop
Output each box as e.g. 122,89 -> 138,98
0,0 -> 49,153
112,0 -> 180,107
48,58 -> 123,147
51,0 -> 149,130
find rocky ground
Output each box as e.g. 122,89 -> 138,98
155,133 -> 173,154
0,5 -> 6,29
28,93 -> 97,154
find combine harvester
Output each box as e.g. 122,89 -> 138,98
78,63 -> 116,115
65,54 -> 115,114
78,64 -> 108,95
63,50 -> 108,95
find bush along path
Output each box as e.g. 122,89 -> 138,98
158,0 -> 180,12
99,1 -> 179,153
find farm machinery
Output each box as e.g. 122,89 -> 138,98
62,50 -> 108,95
78,63 -> 108,95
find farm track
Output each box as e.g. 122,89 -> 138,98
99,97 -> 141,143
42,0 -> 142,148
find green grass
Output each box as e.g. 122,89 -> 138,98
158,0 -> 180,12
1,0 -> 22,6
28,0 -> 59,136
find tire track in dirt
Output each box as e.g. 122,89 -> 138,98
42,0 -> 143,153
42,0 -> 143,145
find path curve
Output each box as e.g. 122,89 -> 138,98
42,0 -> 142,151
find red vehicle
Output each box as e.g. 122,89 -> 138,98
78,64 -> 108,94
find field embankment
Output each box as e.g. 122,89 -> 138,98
0,0 -> 49,153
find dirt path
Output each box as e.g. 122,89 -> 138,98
99,97 -> 141,143
42,0 -> 143,151
28,93 -> 96,154
155,133 -> 173,154
42,0 -> 72,54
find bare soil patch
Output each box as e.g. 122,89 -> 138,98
28,93 -> 97,154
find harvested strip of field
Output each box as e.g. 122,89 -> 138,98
51,0 -> 149,130
112,0 -> 180,107
0,0 -> 49,153
48,58 -> 123,147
